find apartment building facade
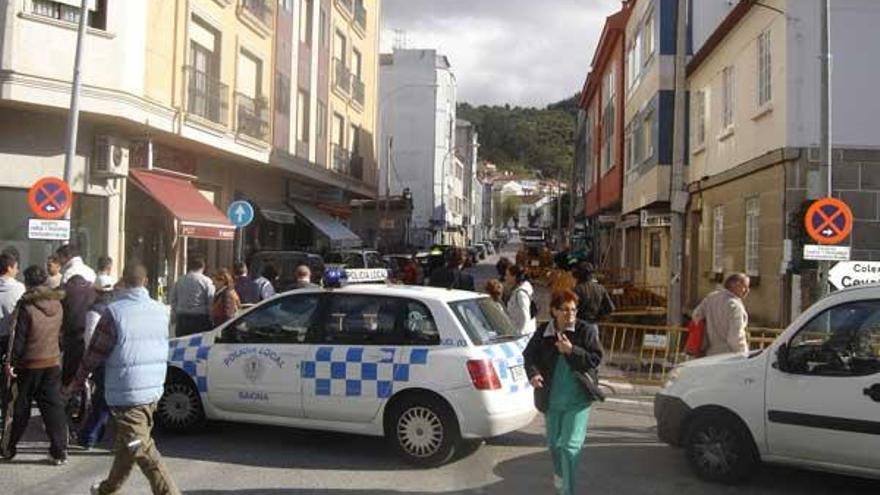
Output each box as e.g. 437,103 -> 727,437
0,0 -> 381,297
379,49 -> 462,248
685,0 -> 880,326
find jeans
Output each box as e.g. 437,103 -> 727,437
79,367 -> 110,447
1,366 -> 69,460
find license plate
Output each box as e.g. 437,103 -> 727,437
509,364 -> 526,383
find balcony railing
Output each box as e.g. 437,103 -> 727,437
334,58 -> 351,94
352,77 -> 365,106
236,93 -> 269,141
332,144 -> 351,174
354,0 -> 367,30
241,0 -> 273,25
186,66 -> 229,126
337,0 -> 353,15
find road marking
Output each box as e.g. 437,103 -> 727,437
606,397 -> 653,406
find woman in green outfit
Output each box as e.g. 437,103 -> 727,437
523,289 -> 603,495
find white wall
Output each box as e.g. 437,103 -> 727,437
786,0 -> 880,149
691,0 -> 737,53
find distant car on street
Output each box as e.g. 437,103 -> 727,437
156,284 -> 536,467
655,285 -> 880,483
325,249 -> 386,270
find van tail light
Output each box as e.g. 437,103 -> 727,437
466,359 -> 502,391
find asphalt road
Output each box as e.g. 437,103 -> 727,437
3,247 -> 878,494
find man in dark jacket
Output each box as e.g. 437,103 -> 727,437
428,249 -> 475,291
1,266 -> 68,464
572,262 -> 614,324
56,244 -> 97,387
232,261 -> 260,304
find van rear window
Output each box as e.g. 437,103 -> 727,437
450,298 -> 518,345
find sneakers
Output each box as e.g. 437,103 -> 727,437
90,482 -> 102,495
553,474 -> 563,491
47,455 -> 67,466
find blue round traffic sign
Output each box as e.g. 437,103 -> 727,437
227,200 -> 255,228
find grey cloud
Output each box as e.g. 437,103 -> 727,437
381,0 -> 619,106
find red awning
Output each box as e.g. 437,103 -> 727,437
129,169 -> 235,241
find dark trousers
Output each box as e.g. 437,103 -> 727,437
0,335 -> 8,429
61,336 -> 85,386
1,366 -> 68,459
79,367 -> 110,447
175,314 -> 213,337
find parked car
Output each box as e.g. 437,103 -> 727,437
325,249 -> 386,269
655,285 -> 880,483
158,285 -> 537,467
249,251 -> 324,290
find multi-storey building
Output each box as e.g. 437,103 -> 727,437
579,3 -> 629,280
456,119 -> 480,242
685,0 -> 880,326
0,0 -> 381,296
379,49 -> 461,248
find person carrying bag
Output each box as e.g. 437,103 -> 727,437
523,289 -> 604,495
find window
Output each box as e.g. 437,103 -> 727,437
316,100 -> 326,139
275,72 -> 290,115
694,90 -> 706,147
332,113 -> 345,146
649,232 -> 662,268
296,90 -> 309,142
299,0 -> 313,45
349,124 -> 360,154
334,30 -> 347,64
745,197 -> 760,276
352,48 -> 363,79
222,294 -> 320,344
319,8 -> 328,47
603,65 -> 615,104
602,102 -> 615,174
627,45 -> 638,91
757,30 -> 772,107
624,133 -> 633,171
786,300 -> 880,377
642,14 -> 655,62
450,298 -> 518,345
712,206 -> 724,274
642,111 -> 654,160
237,50 -> 262,99
722,65 -> 735,129
33,0 -> 108,30
321,295 -> 439,346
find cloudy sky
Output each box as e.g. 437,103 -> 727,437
380,0 -> 620,108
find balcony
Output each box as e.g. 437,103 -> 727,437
332,144 -> 351,174
334,58 -> 351,95
336,0 -> 353,16
236,93 -> 269,142
185,66 -> 229,127
241,0 -> 273,26
354,0 -> 367,31
352,77 -> 365,107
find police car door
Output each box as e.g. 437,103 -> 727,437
207,293 -> 321,418
302,294 -> 406,423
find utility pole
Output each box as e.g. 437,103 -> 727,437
667,0 -> 689,326
818,0 -> 833,297
62,0 -> 90,221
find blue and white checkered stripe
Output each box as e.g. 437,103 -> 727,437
481,336 -> 531,394
168,334 -> 212,395
301,347 -> 430,399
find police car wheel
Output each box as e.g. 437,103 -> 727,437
156,377 -> 205,432
387,394 -> 460,467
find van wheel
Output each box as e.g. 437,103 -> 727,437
156,375 -> 205,432
684,411 -> 758,483
386,394 -> 461,467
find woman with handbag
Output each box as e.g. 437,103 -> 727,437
523,289 -> 604,495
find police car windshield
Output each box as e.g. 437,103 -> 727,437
450,297 -> 519,345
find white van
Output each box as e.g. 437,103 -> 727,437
157,285 -> 537,467
656,285 -> 880,482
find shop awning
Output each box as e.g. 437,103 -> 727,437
255,202 -> 298,225
129,169 -> 235,241
289,201 -> 362,248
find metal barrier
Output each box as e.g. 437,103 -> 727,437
598,323 -> 785,385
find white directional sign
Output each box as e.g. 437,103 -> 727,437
829,261 -> 880,290
803,244 -> 851,261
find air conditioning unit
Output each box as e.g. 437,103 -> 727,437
93,135 -> 130,178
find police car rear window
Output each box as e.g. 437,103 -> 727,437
450,298 -> 518,345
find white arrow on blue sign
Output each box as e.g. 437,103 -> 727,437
227,200 -> 255,228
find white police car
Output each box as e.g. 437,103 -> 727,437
156,276 -> 537,466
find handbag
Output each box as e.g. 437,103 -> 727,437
685,319 -> 706,357
572,367 -> 606,403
